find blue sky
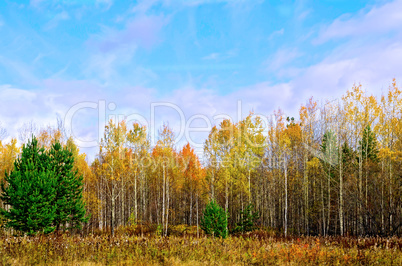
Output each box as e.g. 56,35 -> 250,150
1,0 -> 402,159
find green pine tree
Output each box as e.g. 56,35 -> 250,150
200,200 -> 228,238
359,125 -> 379,163
0,137 -> 88,235
235,204 -> 259,233
0,137 -> 57,235
321,130 -> 338,167
49,142 -> 88,231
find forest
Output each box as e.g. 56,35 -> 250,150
1,81 -> 401,238
0,81 -> 402,264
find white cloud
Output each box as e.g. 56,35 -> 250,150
4,0 -> 402,161
294,0 -> 402,102
202,53 -> 220,60
253,0 -> 402,113
131,0 -> 264,14
265,48 -> 301,72
132,0 -> 160,14
89,15 -> 167,53
297,39 -> 402,101
0,84 -> 53,142
202,49 -> 238,61
315,0 -> 402,44
44,11 -> 70,30
85,15 -> 167,83
0,79 -> 154,160
96,0 -> 113,10
0,85 -> 36,102
30,0 -> 45,8
268,28 -> 284,40
298,9 -> 311,21
0,56 -> 40,85
30,0 -> 113,10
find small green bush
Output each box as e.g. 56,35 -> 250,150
200,200 -> 228,238
234,204 -> 259,233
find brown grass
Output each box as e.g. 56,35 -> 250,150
0,226 -> 401,265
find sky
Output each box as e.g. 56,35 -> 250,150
1,0 -> 402,160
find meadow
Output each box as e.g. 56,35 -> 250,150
0,226 -> 401,265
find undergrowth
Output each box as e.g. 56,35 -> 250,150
0,226 -> 401,265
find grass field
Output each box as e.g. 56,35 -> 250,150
0,227 -> 401,265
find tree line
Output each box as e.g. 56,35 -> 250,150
0,80 -> 401,236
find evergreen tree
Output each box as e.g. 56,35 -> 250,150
201,200 -> 228,238
49,142 -> 88,230
358,124 -> 380,234
0,137 -> 88,235
235,204 -> 259,233
341,141 -> 354,165
359,125 -> 379,162
0,137 -> 57,235
321,130 -> 338,167
341,140 -> 356,175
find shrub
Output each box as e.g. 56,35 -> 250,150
200,200 -> 228,238
234,204 -> 259,233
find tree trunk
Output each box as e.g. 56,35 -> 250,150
381,160 -> 384,234
134,170 -> 138,221
327,166 -> 331,235
359,150 -> 363,235
248,169 -> 251,204
339,147 -> 344,236
190,191 -> 193,225
165,174 -> 170,237
162,164 -> 165,236
389,161 -> 393,234
284,156 -> 288,237
121,176 -> 125,226
211,166 -> 215,201
111,182 -> 115,237
304,152 -> 309,235
196,194 -> 199,238
321,179 -> 326,236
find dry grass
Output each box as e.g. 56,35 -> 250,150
0,226 -> 401,265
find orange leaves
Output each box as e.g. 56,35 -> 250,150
151,124 -> 176,172
175,142 -> 206,196
299,97 -> 317,125
269,111 -> 302,153
285,119 -> 302,147
179,142 -> 204,183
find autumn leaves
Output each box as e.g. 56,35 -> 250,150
0,79 -> 401,237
